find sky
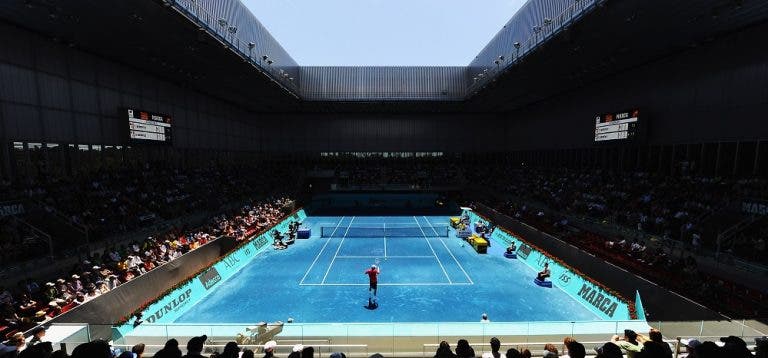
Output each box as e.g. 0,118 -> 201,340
240,0 -> 527,66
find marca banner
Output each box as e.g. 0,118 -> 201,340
115,209 -> 307,335
0,202 -> 25,217
462,209 -> 632,320
742,199 -> 768,215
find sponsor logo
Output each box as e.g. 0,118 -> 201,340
144,289 -> 192,323
535,255 -> 548,268
558,273 -> 572,286
0,203 -> 24,217
198,267 -> 222,290
221,255 -> 240,270
517,244 -> 532,260
577,284 -> 618,318
253,236 -> 268,250
742,201 -> 768,215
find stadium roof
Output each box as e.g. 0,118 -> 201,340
2,0 -> 767,111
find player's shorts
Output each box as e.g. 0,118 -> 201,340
369,282 -> 377,290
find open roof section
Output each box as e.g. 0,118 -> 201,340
241,0 -> 523,67
165,0 -> 597,101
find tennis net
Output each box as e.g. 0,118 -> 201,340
320,225 -> 450,238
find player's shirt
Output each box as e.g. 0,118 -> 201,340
365,268 -> 379,283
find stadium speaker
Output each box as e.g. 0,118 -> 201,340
756,337 -> 767,358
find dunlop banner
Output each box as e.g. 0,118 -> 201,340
115,209 -> 307,335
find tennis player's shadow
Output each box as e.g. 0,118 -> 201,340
364,299 -> 379,310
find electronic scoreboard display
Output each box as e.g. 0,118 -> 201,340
594,109 -> 641,143
125,108 -> 172,145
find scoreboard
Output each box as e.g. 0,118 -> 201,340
594,109 -> 640,143
125,108 -> 172,145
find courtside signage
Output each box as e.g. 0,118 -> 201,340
115,209 -> 307,336
462,209 -> 632,320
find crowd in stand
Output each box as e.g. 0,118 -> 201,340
0,327 -> 760,358
468,168 -> 768,317
468,167 -> 767,259
310,157 -> 466,189
0,161 -> 301,266
0,190 -> 294,341
0,163 -> 295,342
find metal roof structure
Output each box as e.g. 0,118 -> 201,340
1,0 -> 767,110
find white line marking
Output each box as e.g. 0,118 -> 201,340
300,216 -> 345,285
426,216 -> 475,285
335,255 -> 435,259
383,223 -> 388,258
320,216 -> 355,284
299,282 -> 473,286
414,216 -> 452,284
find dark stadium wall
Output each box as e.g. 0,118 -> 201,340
0,22 -> 505,155
0,23 -> 262,152
500,22 -> 768,150
3,20 -> 767,156
254,113 -> 506,152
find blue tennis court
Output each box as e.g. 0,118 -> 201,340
174,216 -> 600,323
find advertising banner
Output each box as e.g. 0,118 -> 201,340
462,209 -> 632,320
115,210 -> 306,335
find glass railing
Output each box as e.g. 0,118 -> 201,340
50,319 -> 767,357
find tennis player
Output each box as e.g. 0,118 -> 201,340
365,264 -> 380,296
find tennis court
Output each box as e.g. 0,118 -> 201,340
174,216 -> 600,323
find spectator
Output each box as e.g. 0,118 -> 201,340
611,330 -> 643,358
694,341 -> 722,358
435,341 -> 457,358
182,335 -> 207,358
490,338 -> 501,358
18,342 -> 53,358
70,340 -> 111,358
542,344 -> 559,358
456,339 -> 475,358
287,344 -> 304,358
563,338 -> 585,358
0,333 -> 25,358
720,336 -> 753,358
505,349 -> 522,358
594,343 -> 623,358
302,346 -> 315,358
647,329 -> 672,358
154,339 -> 182,358
242,350 -> 255,358
132,343 -> 146,358
220,342 -> 240,358
263,340 -> 277,358
27,327 -> 46,346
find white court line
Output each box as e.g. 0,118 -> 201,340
299,216 -> 345,285
299,282 -> 473,286
425,216 -> 474,285
383,223 -> 387,258
335,255 -> 435,259
414,216 -> 452,284
320,216 -> 355,284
